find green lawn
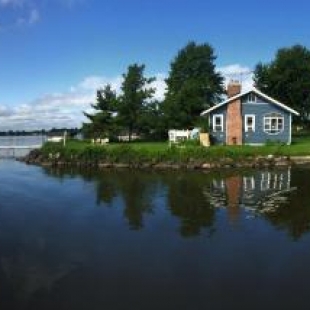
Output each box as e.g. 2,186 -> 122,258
40,135 -> 310,164
60,139 -> 169,152
66,135 -> 310,153
115,135 -> 310,157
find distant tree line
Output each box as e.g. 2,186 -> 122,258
83,42 -> 310,141
0,128 -> 80,137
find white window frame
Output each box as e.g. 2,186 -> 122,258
263,112 -> 284,135
243,176 -> 255,191
212,114 -> 223,132
248,93 -> 257,103
261,172 -> 270,191
245,114 -> 255,132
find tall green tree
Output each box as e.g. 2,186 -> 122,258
254,45 -> 310,124
82,84 -> 118,138
138,100 -> 167,140
117,64 -> 155,141
163,41 -> 224,129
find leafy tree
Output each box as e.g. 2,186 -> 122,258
138,100 -> 167,140
163,41 -> 224,129
164,173 -> 215,237
117,64 -> 155,141
254,45 -> 310,124
82,84 -> 118,138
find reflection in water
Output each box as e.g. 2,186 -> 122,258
0,136 -> 45,158
44,166 -> 302,238
2,161 -> 310,309
45,168 -> 216,237
207,169 -> 296,221
43,166 -> 310,243
164,174 -> 215,237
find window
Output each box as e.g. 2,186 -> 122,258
248,93 -> 257,103
245,115 -> 255,132
212,114 -> 223,132
261,172 -> 270,191
263,112 -> 284,134
243,176 -> 255,191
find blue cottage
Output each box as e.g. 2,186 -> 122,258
201,82 -> 300,145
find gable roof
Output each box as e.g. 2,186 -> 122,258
200,87 -> 300,116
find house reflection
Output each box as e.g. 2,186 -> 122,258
207,168 -> 295,223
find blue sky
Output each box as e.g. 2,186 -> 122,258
0,0 -> 310,130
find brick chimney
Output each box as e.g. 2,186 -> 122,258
226,81 -> 242,145
227,80 -> 242,98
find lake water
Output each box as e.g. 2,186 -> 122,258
0,136 -> 45,157
1,160 -> 310,309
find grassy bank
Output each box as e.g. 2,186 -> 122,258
23,135 -> 310,168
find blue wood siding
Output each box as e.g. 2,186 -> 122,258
208,105 -> 227,144
207,92 -> 291,145
242,102 -> 290,144
241,94 -> 265,104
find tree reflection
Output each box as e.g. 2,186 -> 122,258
44,168 -> 158,230
5,164 -> 310,309
262,168 -> 310,239
116,172 -> 157,230
43,166 -> 310,240
163,173 -> 216,237
94,174 -> 117,205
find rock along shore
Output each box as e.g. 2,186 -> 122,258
18,149 -> 310,170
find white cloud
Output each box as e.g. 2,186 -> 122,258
0,0 -> 82,29
218,64 -> 252,76
0,105 -> 13,117
0,0 -> 40,28
0,66 -> 254,131
57,0 -> 85,7
16,8 -> 40,25
150,73 -> 167,101
0,73 -> 167,131
217,64 -> 254,91
77,76 -> 123,93
29,8 -> 39,23
0,0 -> 24,6
0,0 -> 82,7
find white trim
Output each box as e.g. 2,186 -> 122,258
212,114 -> 223,132
254,88 -> 299,115
245,114 -> 255,132
208,114 -> 211,131
263,112 -> 284,135
225,111 -> 228,143
248,92 -> 257,103
242,102 -> 267,105
289,113 -> 292,145
201,87 -> 300,116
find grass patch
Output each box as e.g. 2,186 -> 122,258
39,135 -> 310,165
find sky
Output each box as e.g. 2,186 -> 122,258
0,0 -> 310,130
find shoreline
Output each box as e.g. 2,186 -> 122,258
19,149 -> 310,170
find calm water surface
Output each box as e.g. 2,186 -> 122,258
0,136 -> 45,157
1,160 -> 310,309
